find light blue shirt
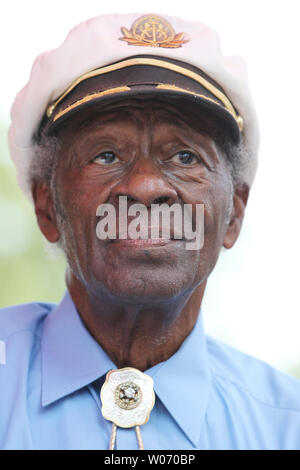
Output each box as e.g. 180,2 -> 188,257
0,290 -> 300,450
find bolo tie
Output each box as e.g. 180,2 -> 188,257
100,367 -> 155,450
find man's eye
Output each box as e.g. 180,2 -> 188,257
93,151 -> 119,165
171,151 -> 199,165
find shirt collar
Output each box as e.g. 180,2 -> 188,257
41,291 -> 116,407
41,290 -> 211,447
146,310 -> 211,447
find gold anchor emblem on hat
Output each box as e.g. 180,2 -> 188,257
119,14 -> 189,48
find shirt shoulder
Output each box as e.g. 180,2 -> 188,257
0,301 -> 55,341
206,334 -> 300,412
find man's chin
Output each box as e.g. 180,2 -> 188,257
89,268 -> 195,305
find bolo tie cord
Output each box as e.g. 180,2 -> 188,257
109,423 -> 144,450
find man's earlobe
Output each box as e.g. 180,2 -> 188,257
223,184 -> 250,249
31,181 -> 60,243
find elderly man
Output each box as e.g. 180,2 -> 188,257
1,13 -> 300,450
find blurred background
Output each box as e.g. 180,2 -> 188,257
1,0 -> 300,377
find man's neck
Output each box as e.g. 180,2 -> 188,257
67,272 -> 206,371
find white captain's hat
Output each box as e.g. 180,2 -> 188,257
8,13 -> 259,200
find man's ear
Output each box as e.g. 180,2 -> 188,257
223,183 -> 250,249
31,181 -> 60,243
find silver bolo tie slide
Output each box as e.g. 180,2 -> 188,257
100,367 -> 155,450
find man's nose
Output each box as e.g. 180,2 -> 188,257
111,161 -> 178,207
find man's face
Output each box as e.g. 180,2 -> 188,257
49,99 -> 238,302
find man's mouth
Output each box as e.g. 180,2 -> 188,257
111,225 -> 185,246
110,237 -> 178,247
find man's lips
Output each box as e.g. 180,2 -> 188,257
109,229 -> 185,248
111,237 -> 178,247
114,226 -> 185,241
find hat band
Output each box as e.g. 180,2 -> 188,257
51,83 -> 240,130
46,57 -> 243,130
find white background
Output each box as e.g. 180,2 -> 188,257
1,0 -> 300,373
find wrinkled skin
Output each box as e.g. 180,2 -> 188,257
32,98 -> 249,370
